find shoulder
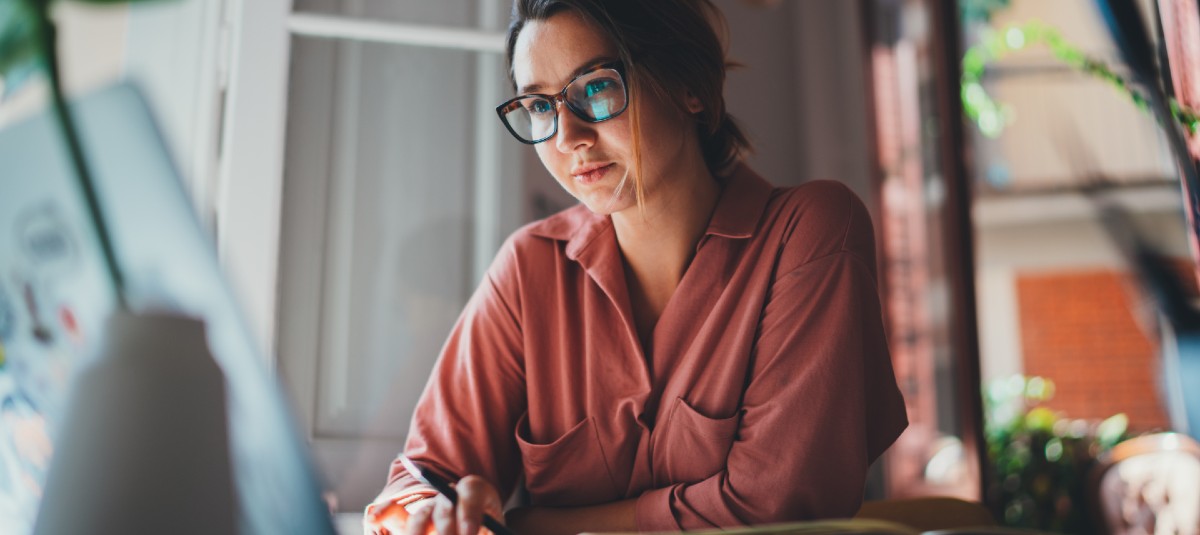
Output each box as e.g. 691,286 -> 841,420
485,203 -> 595,289
501,203 -> 594,260
519,203 -> 597,243
766,180 -> 877,274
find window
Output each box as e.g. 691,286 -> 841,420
266,0 -> 556,510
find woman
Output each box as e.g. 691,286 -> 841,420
365,1 -> 907,533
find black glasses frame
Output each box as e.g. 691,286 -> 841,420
495,61 -> 628,145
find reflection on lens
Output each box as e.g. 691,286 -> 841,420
590,101 -> 614,120
567,70 -> 625,121
497,65 -> 627,144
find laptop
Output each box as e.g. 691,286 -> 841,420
0,82 -> 336,534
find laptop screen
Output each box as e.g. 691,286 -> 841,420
0,83 -> 335,534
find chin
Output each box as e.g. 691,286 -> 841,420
578,189 -> 636,216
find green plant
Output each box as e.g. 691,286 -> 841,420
960,21 -> 1200,139
1,0 -> 171,309
984,375 -> 1128,534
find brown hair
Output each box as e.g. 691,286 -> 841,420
505,0 -> 751,203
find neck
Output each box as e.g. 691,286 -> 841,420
611,163 -> 721,282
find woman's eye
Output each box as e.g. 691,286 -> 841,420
526,99 -> 553,115
584,79 -> 616,98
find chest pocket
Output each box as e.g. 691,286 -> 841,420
515,412 -> 620,506
653,397 -> 741,485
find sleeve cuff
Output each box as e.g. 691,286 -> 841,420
365,488 -> 438,515
634,485 -> 680,531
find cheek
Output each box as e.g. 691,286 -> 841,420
534,144 -> 554,167
603,116 -> 634,150
534,146 -> 569,181
641,113 -> 693,163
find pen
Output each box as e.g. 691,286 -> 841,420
399,455 -> 515,535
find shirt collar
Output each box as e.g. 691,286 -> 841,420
526,162 -> 774,258
703,162 -> 774,239
525,203 -> 609,261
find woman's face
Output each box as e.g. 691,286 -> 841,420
511,10 -> 701,216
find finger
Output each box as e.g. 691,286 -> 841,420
456,476 -> 503,534
365,500 -> 401,535
431,494 -> 458,535
405,500 -> 435,535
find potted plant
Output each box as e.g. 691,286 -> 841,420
1,0 -> 171,309
984,375 -> 1129,533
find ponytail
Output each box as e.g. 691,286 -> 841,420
698,111 -> 751,174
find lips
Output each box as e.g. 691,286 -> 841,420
571,162 -> 614,185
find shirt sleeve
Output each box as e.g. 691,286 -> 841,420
372,247 -> 528,505
635,187 -> 908,529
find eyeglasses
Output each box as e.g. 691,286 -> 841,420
496,61 -> 628,145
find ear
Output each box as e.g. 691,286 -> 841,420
683,92 -> 704,114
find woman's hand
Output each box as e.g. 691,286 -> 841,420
363,475 -> 505,535
363,495 -> 426,535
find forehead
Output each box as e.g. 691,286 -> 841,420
511,10 -> 619,92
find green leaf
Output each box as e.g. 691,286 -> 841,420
1096,413 -> 1128,447
1024,407 -> 1057,432
0,0 -> 45,94
2,0 -> 177,98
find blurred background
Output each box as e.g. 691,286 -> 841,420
2,0 -> 1197,533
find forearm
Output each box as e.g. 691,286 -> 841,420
505,498 -> 638,535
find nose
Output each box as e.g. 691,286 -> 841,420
554,101 -> 596,153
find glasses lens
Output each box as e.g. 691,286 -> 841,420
503,96 -> 557,143
566,68 -> 626,121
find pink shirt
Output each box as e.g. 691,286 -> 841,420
378,164 -> 908,530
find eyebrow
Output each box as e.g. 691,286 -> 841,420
518,55 -> 617,95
